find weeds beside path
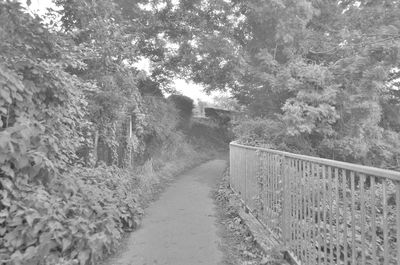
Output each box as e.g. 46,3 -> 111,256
214,168 -> 288,265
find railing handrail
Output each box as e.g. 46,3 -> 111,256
230,141 -> 400,181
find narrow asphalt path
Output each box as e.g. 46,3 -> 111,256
108,159 -> 227,265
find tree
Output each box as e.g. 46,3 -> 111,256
168,94 -> 194,130
212,95 -> 241,111
218,0 -> 400,168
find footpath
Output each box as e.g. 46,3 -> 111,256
106,160 -> 227,265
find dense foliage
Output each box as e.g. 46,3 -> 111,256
90,0 -> 400,169
0,1 -> 208,264
1,0 -> 400,264
215,0 -> 400,169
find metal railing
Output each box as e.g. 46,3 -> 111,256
229,142 -> 400,265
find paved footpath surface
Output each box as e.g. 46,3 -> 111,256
108,159 -> 227,265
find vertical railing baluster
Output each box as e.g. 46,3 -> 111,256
328,166 -> 334,265
260,152 -> 265,225
262,152 -> 267,227
383,179 -> 389,265
245,148 -> 248,205
396,182 -> 400,265
244,147 -> 246,197
282,156 -> 287,243
311,163 -> 317,265
239,147 -> 242,195
323,165 -> 328,264
239,147 -> 242,197
277,155 -> 282,236
277,155 -> 281,235
305,161 -> 310,264
236,146 -> 239,191
242,147 -> 244,195
236,146 -> 238,191
295,159 -> 300,260
342,170 -> 348,265
279,157 -> 289,237
265,153 -> 268,228
230,145 -> 233,190
273,155 -> 277,232
371,176 -> 377,265
315,163 -> 321,265
311,162 -> 316,264
252,150 -> 256,210
360,174 -> 366,265
296,159 -> 300,258
258,151 -> 262,221
285,157 -> 293,250
278,155 -> 281,235
253,150 -> 256,210
272,154 -> 275,231
350,171 -> 356,265
270,154 -> 273,228
297,160 -> 303,260
293,159 -> 298,257
266,152 -> 271,229
300,160 -> 306,262
273,154 -> 276,231
335,168 -> 340,265
249,148 -> 253,207
237,146 -> 239,191
291,158 -> 295,250
231,145 -> 234,189
268,153 -> 272,230
292,159 -> 297,254
235,146 -> 238,192
251,148 -> 255,208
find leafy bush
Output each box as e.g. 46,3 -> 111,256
233,118 -> 316,155
0,2 -> 212,265
233,115 -> 400,166
0,148 -> 207,265
0,163 -> 143,265
188,118 -> 232,151
141,97 -> 180,161
167,95 -> 194,131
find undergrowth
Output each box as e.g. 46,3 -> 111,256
214,168 -> 288,265
0,144 -> 208,265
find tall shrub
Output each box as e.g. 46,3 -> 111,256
167,94 -> 194,131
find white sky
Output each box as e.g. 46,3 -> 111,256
22,0 -> 56,15
174,79 -> 226,103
